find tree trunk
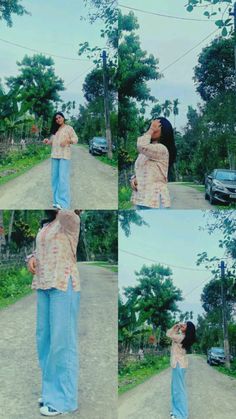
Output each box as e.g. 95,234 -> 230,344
8,210 -> 15,246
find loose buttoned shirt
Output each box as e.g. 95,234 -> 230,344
31,210 -> 80,292
131,133 -> 171,208
51,124 -> 78,160
166,326 -> 188,369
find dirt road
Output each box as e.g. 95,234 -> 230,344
169,183 -> 211,209
0,263 -> 117,419
0,146 -> 118,209
118,355 -> 236,419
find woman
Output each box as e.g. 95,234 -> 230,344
27,209 -> 81,416
166,322 -> 196,419
43,112 -> 78,209
130,117 -> 176,209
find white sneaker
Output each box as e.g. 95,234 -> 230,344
40,406 -> 61,416
38,397 -> 43,407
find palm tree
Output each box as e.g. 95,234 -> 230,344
161,100 -> 172,118
173,98 -> 180,128
151,102 -> 162,119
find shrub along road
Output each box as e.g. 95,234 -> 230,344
118,355 -> 236,419
0,145 -> 118,209
0,263 -> 117,419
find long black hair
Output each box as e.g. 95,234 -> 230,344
50,112 -> 65,135
158,117 -> 176,169
181,321 -> 196,351
41,210 -> 58,227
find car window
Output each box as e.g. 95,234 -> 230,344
216,171 -> 236,181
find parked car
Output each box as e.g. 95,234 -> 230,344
207,347 -> 226,366
207,347 -> 233,366
205,169 -> 236,205
89,137 -> 107,155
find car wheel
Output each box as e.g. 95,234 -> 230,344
209,191 -> 216,205
205,192 -> 209,200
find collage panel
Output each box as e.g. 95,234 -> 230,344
0,0 -> 118,210
118,0 -> 236,211
118,209 -> 236,419
0,209 -> 118,418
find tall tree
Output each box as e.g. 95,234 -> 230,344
6,54 -> 64,121
124,264 -> 182,334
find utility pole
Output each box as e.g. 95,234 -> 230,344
229,2 -> 236,74
102,50 -> 113,159
220,260 -> 231,369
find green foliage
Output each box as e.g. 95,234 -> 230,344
118,354 -> 170,394
185,1 -> 234,36
0,0 -> 29,27
194,36 -> 235,101
119,264 -> 182,352
119,186 -> 133,209
6,54 -> 64,121
0,266 -> 32,308
78,211 -> 118,262
0,145 -> 51,186
119,210 -> 148,236
177,34 -> 236,181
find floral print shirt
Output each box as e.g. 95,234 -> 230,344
166,326 -> 188,369
51,124 -> 78,160
31,210 -> 80,291
131,133 -> 171,208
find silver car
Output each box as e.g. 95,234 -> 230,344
205,169 -> 236,205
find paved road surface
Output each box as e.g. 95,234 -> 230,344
0,146 -> 118,209
168,183 -> 211,209
0,263 -> 118,419
118,355 -> 236,419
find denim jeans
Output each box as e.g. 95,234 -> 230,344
171,363 -> 188,418
36,278 -> 80,413
51,158 -> 71,208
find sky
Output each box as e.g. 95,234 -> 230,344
0,0 -> 105,116
119,0 -> 226,130
119,210 -> 233,323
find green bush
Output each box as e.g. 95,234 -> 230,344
0,266 -> 32,304
119,186 -> 132,209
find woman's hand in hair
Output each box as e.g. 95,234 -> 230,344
27,256 -> 37,275
173,323 -> 180,331
130,176 -> 138,191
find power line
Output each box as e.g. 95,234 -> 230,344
160,28 -> 219,73
183,275 -> 213,298
119,249 -> 208,272
0,37 -> 91,61
66,64 -> 96,87
119,3 -> 214,22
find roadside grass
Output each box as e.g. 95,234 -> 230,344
94,154 -> 117,168
119,355 -> 170,395
175,181 -> 205,193
213,360 -> 236,380
0,145 -> 51,186
0,266 -> 33,310
119,186 -> 133,209
84,261 -> 118,273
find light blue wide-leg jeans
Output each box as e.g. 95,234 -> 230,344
51,158 -> 71,208
36,279 -> 80,413
171,362 -> 188,419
